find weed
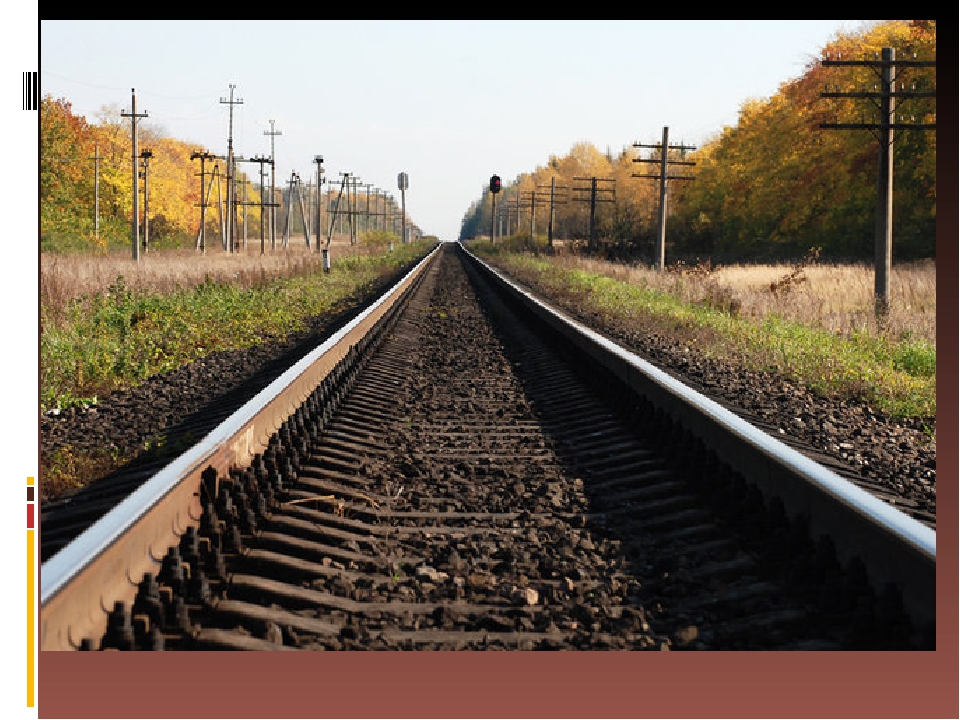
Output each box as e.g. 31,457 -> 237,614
768,246 -> 821,295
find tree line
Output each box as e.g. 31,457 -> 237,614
42,20 -> 934,261
40,99 -> 416,253
459,20 -> 936,263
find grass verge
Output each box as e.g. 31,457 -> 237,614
472,245 -> 935,421
41,242 -> 434,412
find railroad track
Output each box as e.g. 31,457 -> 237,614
40,242 -> 936,651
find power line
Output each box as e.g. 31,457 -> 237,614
819,47 -> 936,322
632,126 -> 696,271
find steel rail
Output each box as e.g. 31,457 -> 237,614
40,244 -> 442,650
461,243 -> 936,632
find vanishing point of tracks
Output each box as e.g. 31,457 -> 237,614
40,242 -> 936,651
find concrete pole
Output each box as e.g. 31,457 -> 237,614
874,47 -> 896,322
121,89 -> 147,261
655,126 -> 670,271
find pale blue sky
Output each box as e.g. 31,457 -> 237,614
39,20 -> 881,242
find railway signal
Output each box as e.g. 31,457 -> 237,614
489,174 -> 501,242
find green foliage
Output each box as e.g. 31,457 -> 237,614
889,336 -> 936,378
361,229 -> 400,249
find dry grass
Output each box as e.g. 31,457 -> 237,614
41,236 -> 374,323
554,255 -> 937,346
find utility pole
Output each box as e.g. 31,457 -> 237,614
238,176 -> 249,249
633,126 -> 696,270
138,149 -> 154,253
191,151 -> 216,252
363,183 -> 373,236
326,173 -> 350,263
314,156 -> 325,254
539,177 -> 568,249
519,191 -> 535,238
380,195 -> 385,236
346,176 -> 355,245
344,173 -> 357,245
282,172 -> 293,248
264,120 -> 282,249
819,46 -> 936,322
572,177 -> 615,251
524,184 -> 557,242
384,193 -> 394,236
297,174 -> 311,248
220,84 -> 243,254
121,89 -> 148,261
209,165 -> 225,247
248,155 -> 274,255
354,176 -> 363,244
398,172 -> 409,244
89,145 -> 101,243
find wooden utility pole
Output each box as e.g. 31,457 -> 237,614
398,173 -> 409,244
138,149 -> 154,253
345,173 -> 358,245
121,89 -> 148,261
633,126 -> 696,271
220,84 -> 243,253
314,156 -> 325,253
362,183 -> 373,236
820,46 -> 936,322
297,174 -> 311,248
572,177 -> 614,251
282,172 -> 295,248
520,186 -> 551,239
191,151 -> 216,252
282,172 -> 313,248
530,177 -> 567,248
89,145 -> 101,243
326,173 -> 350,249
237,176 -> 249,249
248,155 -> 275,255
264,120 -> 282,249
538,178 -> 568,248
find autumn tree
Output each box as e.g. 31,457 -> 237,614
461,20 -> 935,264
670,19 -> 935,261
40,95 -> 265,254
40,96 -> 100,250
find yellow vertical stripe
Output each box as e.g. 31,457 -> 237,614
27,476 -> 35,708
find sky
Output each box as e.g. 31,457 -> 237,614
37,20 -> 883,243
